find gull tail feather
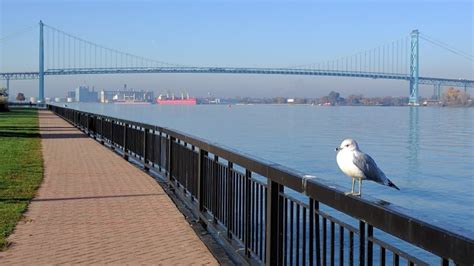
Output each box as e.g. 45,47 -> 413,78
387,179 -> 400,190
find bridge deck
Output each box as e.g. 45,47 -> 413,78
0,110 -> 217,264
1,68 -> 473,88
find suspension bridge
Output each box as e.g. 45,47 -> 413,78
1,21 -> 473,105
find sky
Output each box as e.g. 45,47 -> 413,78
1,0 -> 473,99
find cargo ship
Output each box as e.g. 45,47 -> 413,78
111,89 -> 152,104
156,93 -> 197,105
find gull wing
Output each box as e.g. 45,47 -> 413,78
352,151 -> 386,183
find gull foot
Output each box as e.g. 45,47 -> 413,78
345,191 -> 353,195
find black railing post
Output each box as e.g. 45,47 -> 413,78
393,254 -> 399,265
245,169 -> 251,257
191,145 -> 196,201
226,161 -> 233,239
367,224 -> 373,266
441,258 -> 449,266
158,131 -> 162,172
330,220 -> 335,266
197,149 -> 208,221
86,114 -> 90,133
75,112 -> 78,128
213,155 -> 219,223
315,200 -> 321,266
143,128 -> 149,171
359,221 -> 366,266
151,129 -> 155,168
89,116 -> 93,137
123,123 -> 129,160
183,141 -> 188,191
380,247 -> 385,265
110,120 -> 115,150
339,225 -> 344,266
91,116 -> 96,140
266,180 -> 284,265
309,199 -> 315,266
167,135 -> 175,187
100,117 -> 104,145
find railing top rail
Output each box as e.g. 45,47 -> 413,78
50,104 -> 474,264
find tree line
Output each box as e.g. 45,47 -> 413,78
234,88 -> 472,106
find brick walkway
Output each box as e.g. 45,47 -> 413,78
0,110 -> 218,264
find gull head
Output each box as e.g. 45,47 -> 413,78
335,138 -> 359,152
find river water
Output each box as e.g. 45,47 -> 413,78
64,103 -> 473,244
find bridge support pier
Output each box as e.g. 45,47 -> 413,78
6,78 -> 9,99
433,83 -> 441,101
409,29 -> 419,105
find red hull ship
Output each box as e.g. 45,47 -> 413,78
156,93 -> 197,105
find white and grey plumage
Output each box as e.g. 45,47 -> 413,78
336,139 -> 399,196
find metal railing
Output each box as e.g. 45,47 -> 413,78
7,102 -> 44,107
48,105 -> 473,265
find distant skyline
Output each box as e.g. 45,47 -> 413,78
1,0 -> 473,99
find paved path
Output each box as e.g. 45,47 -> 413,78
0,110 -> 218,264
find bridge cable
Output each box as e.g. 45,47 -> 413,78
287,35 -> 410,75
43,23 -> 188,69
420,33 -> 473,61
0,25 -> 35,42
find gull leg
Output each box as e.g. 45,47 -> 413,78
345,178 -> 355,195
354,179 -> 362,196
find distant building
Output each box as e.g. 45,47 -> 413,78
287,98 -> 295,104
100,90 -> 116,103
75,86 -> 98,102
67,91 -> 76,99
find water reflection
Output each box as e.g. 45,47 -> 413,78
407,107 -> 420,176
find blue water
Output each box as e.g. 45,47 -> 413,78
65,103 -> 473,247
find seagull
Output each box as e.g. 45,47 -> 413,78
336,139 -> 399,196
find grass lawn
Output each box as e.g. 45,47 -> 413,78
0,108 -> 43,250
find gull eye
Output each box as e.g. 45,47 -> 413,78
345,144 -> 349,147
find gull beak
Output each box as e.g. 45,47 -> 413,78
335,147 -> 341,152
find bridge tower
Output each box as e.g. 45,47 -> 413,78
39,20 -> 44,103
409,29 -> 419,105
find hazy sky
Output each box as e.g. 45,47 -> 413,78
1,0 -> 473,99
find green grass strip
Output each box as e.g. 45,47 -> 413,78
0,108 -> 43,250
